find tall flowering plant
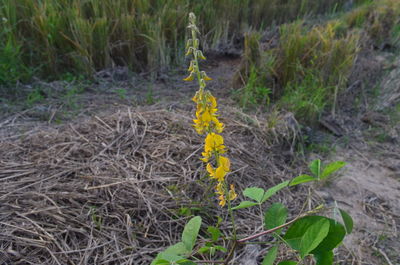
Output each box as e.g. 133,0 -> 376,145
184,13 -> 237,207
151,13 -> 352,265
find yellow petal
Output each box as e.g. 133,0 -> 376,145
214,166 -> 226,182
183,72 -> 194,81
228,184 -> 237,200
219,156 -> 230,172
218,194 -> 226,207
201,71 -> 212,81
206,163 -> 215,176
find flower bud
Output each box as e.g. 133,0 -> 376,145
197,50 -> 206,60
201,71 -> 212,81
183,71 -> 195,81
185,47 -> 193,56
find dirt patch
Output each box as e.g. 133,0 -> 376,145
317,143 -> 400,265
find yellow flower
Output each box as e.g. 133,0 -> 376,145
216,182 -> 224,195
205,133 -> 225,153
206,163 -> 227,182
183,71 -> 195,81
228,184 -> 237,201
218,156 -> 230,172
201,71 -> 212,81
218,194 -> 226,207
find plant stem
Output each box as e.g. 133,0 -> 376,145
237,213 -> 305,243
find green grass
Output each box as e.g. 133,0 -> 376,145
0,0 -> 370,86
234,0 -> 400,123
236,19 -> 359,119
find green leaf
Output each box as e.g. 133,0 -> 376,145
214,245 -> 227,252
262,181 -> 289,203
278,261 -> 297,265
299,219 -> 330,258
289,174 -> 316,186
311,219 -> 345,254
309,159 -> 321,178
177,259 -> 197,265
163,242 -> 188,256
243,187 -> 265,203
182,216 -> 202,252
321,161 -> 346,180
262,246 -> 278,265
264,203 -> 288,234
339,209 -> 353,234
153,252 -> 185,265
314,251 -> 334,265
198,246 -> 210,254
232,200 -> 258,210
284,216 -> 320,251
154,259 -> 171,265
207,226 -> 221,242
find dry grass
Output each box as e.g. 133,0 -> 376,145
0,104 -> 311,264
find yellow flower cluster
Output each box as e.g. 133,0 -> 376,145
184,13 -> 237,207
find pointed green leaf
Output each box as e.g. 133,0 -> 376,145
232,200 -> 258,210
182,216 -> 202,252
264,203 -> 288,234
309,159 -> 321,178
262,181 -> 289,202
339,209 -> 353,234
207,226 -> 221,242
243,187 -> 265,203
262,246 -> 278,265
289,174 -> 317,186
315,251 -> 334,265
299,219 -> 330,258
321,161 -> 346,180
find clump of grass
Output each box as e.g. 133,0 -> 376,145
345,0 -> 400,45
234,32 -> 274,109
236,19 -> 359,120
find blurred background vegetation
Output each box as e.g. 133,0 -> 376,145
0,0 -> 370,82
1,0 -> 399,121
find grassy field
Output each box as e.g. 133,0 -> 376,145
1,0 -> 368,85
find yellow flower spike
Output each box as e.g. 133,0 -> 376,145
228,184 -> 237,201
183,71 -> 195,81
